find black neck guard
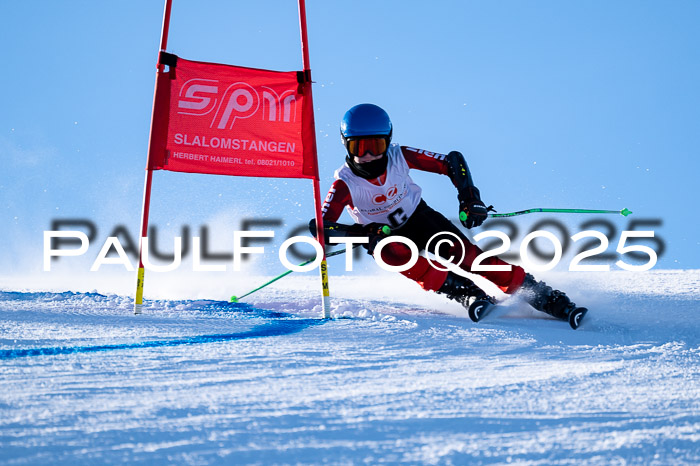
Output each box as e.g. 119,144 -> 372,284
345,154 -> 388,179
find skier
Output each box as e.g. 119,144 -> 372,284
312,103 -> 586,328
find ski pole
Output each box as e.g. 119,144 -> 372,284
230,245 -> 360,303
460,207 -> 632,222
230,224 -> 392,303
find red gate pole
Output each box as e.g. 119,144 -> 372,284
298,0 -> 331,318
134,0 -> 174,315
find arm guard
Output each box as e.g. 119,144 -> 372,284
445,150 -> 475,192
446,151 -> 490,229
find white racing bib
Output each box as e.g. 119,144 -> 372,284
335,144 -> 422,228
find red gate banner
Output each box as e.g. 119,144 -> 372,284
148,55 -> 317,179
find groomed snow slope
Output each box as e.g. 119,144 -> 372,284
1,270 -> 699,465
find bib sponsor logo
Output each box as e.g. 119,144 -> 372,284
372,185 -> 399,205
372,194 -> 388,205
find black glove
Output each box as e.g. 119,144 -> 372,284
308,220 -> 388,253
363,223 -> 390,255
458,186 -> 490,229
308,219 -> 366,238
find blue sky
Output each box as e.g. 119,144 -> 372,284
1,0 -> 699,287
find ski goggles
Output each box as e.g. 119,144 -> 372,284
345,136 -> 390,158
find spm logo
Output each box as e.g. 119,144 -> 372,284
177,79 -> 298,130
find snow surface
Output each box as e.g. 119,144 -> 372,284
1,270 -> 699,465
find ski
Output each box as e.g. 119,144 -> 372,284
468,298 -> 589,330
568,307 -> 588,330
468,298 -> 497,323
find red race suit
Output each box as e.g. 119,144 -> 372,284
322,144 -> 526,293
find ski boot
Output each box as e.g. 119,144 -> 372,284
437,272 -> 496,322
518,274 -> 587,329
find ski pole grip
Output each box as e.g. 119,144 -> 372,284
381,225 -> 391,235
459,211 -> 468,222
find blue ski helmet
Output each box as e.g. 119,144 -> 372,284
340,104 -> 393,141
